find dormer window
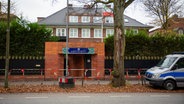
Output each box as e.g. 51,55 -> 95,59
82,16 -> 90,23
124,19 -> 129,23
93,16 -> 102,23
69,16 -> 78,22
105,17 -> 113,23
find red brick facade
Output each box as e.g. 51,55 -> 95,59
45,42 -> 105,79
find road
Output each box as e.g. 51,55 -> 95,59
0,93 -> 184,104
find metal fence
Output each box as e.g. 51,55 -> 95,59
0,56 -> 161,77
0,56 -> 44,76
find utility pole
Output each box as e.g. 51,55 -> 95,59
5,0 -> 10,88
65,0 -> 69,76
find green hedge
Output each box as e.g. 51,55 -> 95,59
105,31 -> 184,56
0,19 -> 57,56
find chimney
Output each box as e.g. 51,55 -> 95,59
37,17 -> 45,22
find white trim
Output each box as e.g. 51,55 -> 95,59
106,29 -> 114,37
69,28 -> 78,38
105,17 -> 114,23
94,29 -> 102,38
82,28 -> 90,38
69,16 -> 78,23
56,28 -> 66,36
93,16 -> 102,23
81,16 -> 90,23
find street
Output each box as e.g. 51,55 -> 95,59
0,93 -> 183,104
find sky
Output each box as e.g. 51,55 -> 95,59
2,0 -> 153,26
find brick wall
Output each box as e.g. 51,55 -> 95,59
45,42 -> 105,79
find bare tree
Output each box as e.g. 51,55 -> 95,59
0,1 -> 16,14
141,0 -> 184,30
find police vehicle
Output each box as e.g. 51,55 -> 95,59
145,52 -> 184,90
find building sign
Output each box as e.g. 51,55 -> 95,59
62,48 -> 95,54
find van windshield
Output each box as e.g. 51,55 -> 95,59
157,57 -> 177,68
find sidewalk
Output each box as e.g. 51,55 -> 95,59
0,79 -> 146,86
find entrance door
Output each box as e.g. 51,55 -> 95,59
64,58 -> 66,76
84,54 -> 91,77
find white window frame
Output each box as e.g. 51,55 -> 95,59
69,28 -> 78,38
124,19 -> 129,23
124,29 -> 127,34
94,29 -> 102,38
82,16 -> 90,23
69,16 -> 78,22
106,29 -> 114,37
178,29 -> 183,35
105,17 -> 113,23
56,28 -> 66,36
133,29 -> 138,34
82,29 -> 90,38
93,16 -> 102,23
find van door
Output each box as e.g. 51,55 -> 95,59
172,58 -> 184,87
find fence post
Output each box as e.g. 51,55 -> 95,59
125,69 -> 129,79
109,69 -> 112,79
137,68 -> 141,84
21,69 -> 24,76
96,71 -> 100,85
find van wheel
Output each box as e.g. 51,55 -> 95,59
163,80 -> 176,90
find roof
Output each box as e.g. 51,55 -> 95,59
38,6 -> 152,28
0,13 -> 18,21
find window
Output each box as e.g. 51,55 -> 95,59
133,29 -> 138,34
106,29 -> 114,37
69,28 -> 78,38
82,16 -> 90,23
69,16 -> 78,22
124,19 -> 129,23
178,29 -> 184,35
157,57 -> 177,68
93,17 -> 102,23
56,28 -> 66,36
82,29 -> 90,38
94,29 -> 102,38
105,17 -> 113,23
175,58 -> 184,69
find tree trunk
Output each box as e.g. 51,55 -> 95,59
112,0 -> 126,87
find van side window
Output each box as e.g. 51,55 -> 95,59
175,58 -> 184,69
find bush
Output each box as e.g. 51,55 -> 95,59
0,19 -> 53,56
104,30 -> 184,56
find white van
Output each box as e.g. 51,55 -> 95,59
145,52 -> 184,90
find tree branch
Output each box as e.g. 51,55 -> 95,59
125,0 -> 135,8
90,0 -> 113,8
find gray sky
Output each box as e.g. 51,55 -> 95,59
2,0 -> 152,25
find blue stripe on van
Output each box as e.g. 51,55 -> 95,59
160,72 -> 184,78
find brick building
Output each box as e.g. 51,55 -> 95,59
38,4 -> 152,79
149,15 -> 184,35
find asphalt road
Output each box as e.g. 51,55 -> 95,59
0,93 -> 184,104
